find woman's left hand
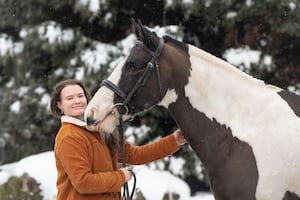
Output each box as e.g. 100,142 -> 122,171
173,129 -> 187,146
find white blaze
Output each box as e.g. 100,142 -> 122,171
84,58 -> 127,133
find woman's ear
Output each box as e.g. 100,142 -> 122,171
57,102 -> 64,115
57,101 -> 62,110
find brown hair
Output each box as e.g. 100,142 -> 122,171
50,79 -> 120,159
50,79 -> 92,119
103,130 -> 121,160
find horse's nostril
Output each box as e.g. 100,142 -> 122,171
86,117 -> 95,126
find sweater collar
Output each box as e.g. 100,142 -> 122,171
61,116 -> 86,127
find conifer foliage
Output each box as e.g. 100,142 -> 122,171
1,0 -> 299,193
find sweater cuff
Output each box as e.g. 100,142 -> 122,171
166,134 -> 181,151
117,169 -> 126,183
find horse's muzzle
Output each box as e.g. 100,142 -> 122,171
86,117 -> 100,126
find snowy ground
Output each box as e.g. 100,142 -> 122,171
0,17 -> 270,200
0,151 -> 214,200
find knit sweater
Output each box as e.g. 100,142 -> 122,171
54,116 -> 180,200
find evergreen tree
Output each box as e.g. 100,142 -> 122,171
1,0 -> 300,194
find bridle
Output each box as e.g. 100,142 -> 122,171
101,38 -> 165,200
101,37 -> 164,116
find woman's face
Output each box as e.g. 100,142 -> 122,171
57,84 -> 87,119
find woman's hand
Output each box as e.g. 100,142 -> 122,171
173,129 -> 187,146
120,167 -> 132,182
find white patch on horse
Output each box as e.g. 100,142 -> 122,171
84,58 -> 126,132
184,44 -> 300,199
158,89 -> 178,108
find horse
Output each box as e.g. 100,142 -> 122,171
84,19 -> 300,200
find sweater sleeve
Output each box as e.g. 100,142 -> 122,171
124,134 -> 180,165
55,133 -> 125,194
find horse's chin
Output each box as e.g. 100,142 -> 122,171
85,124 -> 98,132
85,113 -> 118,134
98,114 -> 119,134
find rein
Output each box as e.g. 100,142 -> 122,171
102,38 -> 165,200
118,115 -> 136,200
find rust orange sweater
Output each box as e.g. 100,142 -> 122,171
54,116 -> 180,200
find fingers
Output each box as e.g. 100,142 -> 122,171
120,167 -> 132,182
174,129 -> 187,146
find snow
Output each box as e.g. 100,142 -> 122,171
223,46 -> 272,74
77,0 -> 100,13
0,18 -> 273,200
10,101 -> 21,113
0,151 -> 214,200
0,34 -> 24,55
80,42 -> 119,72
38,22 -> 74,44
0,152 -> 57,200
223,47 -> 262,69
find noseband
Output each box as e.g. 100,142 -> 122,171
101,38 -> 164,115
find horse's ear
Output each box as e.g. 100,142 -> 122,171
138,20 -> 156,46
131,18 -> 157,49
131,18 -> 144,41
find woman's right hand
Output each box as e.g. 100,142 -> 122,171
120,167 -> 132,182
173,129 -> 187,146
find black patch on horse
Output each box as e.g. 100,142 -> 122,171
163,35 -> 189,54
278,90 -> 300,117
160,33 -> 259,199
283,191 -> 300,200
169,94 -> 259,200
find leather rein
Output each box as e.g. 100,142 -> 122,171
101,38 -> 164,200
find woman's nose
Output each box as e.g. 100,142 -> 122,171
74,97 -> 81,103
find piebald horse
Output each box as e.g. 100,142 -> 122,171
84,19 -> 300,200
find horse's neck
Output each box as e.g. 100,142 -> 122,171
168,94 -> 229,165
187,44 -> 267,92
166,45 -> 282,161
185,45 -> 281,124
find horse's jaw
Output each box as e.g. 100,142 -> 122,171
84,98 -> 133,134
84,85 -> 118,133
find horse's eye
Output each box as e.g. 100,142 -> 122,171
125,64 -> 139,74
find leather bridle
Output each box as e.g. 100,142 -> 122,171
101,38 -> 164,200
101,38 -> 164,116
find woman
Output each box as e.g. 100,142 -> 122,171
50,79 -> 186,200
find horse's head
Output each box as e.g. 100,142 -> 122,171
84,19 -> 172,133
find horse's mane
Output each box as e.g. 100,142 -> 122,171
163,35 -> 188,53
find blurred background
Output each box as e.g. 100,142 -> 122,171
1,0 -> 300,199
